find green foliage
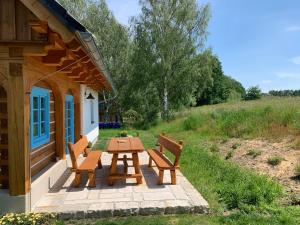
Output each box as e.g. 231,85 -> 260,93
210,143 -> 220,153
231,143 -> 241,149
225,149 -> 235,159
118,130 -> 128,137
130,0 -> 211,121
244,86 -> 262,101
247,149 -> 262,158
267,156 -> 284,166
182,114 -> 206,130
294,164 -> 300,177
0,213 -> 56,225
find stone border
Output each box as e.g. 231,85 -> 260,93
57,203 -> 209,220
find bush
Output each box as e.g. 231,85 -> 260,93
225,149 -> 235,159
0,213 -> 56,225
231,143 -> 241,149
118,130 -> 128,137
210,143 -> 220,153
247,149 -> 262,158
182,114 -> 205,131
267,156 -> 284,166
295,164 -> 300,177
244,86 -> 262,101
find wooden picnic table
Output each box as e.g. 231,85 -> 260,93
107,137 -> 144,185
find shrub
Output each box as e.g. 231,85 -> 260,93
247,149 -> 262,158
210,143 -> 220,153
182,114 -> 205,131
231,143 -> 241,149
267,156 -> 284,166
295,164 -> 300,177
0,213 -> 56,225
225,149 -> 235,159
118,130 -> 128,137
244,86 -> 262,101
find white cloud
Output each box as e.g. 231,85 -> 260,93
285,25 -> 300,32
275,72 -> 300,79
260,80 -> 272,84
290,56 -> 300,65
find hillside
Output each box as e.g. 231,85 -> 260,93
90,96 -> 300,225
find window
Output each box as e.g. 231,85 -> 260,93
90,100 -> 94,124
30,87 -> 50,149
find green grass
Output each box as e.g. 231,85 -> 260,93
267,156 -> 284,166
247,149 -> 262,158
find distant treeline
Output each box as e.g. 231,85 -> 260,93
269,90 -> 300,97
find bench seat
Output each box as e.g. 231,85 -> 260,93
78,151 -> 102,171
148,149 -> 173,169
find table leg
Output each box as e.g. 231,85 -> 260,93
108,153 -> 118,185
132,153 -> 142,184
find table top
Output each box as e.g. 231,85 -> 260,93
107,137 -> 145,153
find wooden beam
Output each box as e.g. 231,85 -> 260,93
42,49 -> 66,65
29,21 -> 48,34
7,62 -> 30,196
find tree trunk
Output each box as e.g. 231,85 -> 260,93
161,76 -> 169,120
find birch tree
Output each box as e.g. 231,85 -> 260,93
132,0 -> 211,120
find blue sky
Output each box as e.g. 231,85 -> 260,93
106,0 -> 300,92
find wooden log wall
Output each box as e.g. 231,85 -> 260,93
30,82 -> 56,177
0,86 -> 8,189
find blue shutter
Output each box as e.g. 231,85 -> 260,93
30,87 -> 51,150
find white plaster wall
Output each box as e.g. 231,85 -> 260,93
80,85 -> 99,143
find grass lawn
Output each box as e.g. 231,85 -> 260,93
78,97 -> 300,225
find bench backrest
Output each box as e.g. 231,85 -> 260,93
68,135 -> 89,170
157,133 -> 183,167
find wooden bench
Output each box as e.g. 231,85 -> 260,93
148,133 -> 183,185
68,135 -> 102,188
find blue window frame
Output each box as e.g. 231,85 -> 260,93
30,87 -> 50,149
65,95 -> 74,154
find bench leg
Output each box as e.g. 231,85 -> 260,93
170,170 -> 176,185
74,172 -> 81,188
132,153 -> 142,184
158,170 -> 164,185
88,171 -> 96,188
148,157 -> 152,167
123,155 -> 128,174
98,158 -> 103,169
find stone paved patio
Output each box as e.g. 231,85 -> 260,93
33,152 -> 209,219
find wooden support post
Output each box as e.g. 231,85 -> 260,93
7,61 -> 30,196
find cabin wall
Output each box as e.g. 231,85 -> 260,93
24,56 -> 81,176
0,0 -> 45,42
30,81 -> 56,177
80,85 -> 99,143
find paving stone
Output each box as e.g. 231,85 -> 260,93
143,192 -> 175,201
169,185 -> 189,200
139,201 -> 165,215
87,190 -> 100,200
65,191 -> 88,201
33,152 -> 209,217
86,203 -> 114,218
114,202 -> 139,216
164,200 -> 191,214
133,193 -> 143,201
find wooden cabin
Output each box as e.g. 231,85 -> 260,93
0,0 -> 114,213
